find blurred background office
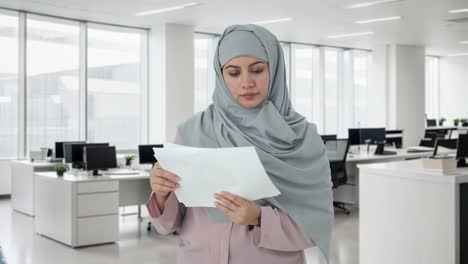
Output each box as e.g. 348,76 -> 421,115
1,0 -> 468,264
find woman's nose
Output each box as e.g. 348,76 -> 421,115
240,74 -> 254,89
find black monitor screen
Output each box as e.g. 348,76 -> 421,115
64,143 -> 109,164
55,141 -> 85,158
457,134 -> 468,159
360,128 -> 386,144
139,144 -> 163,164
84,146 -> 117,173
348,129 -> 361,145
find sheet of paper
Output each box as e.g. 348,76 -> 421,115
153,144 -> 281,207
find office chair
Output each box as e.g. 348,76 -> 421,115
419,131 -> 445,147
433,138 -> 458,156
325,139 -> 351,215
321,134 -> 337,143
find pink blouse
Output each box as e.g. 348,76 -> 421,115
146,192 -> 314,264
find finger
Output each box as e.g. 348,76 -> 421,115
152,183 -> 176,193
154,177 -> 179,188
219,192 -> 245,207
214,193 -> 240,209
155,168 -> 181,182
214,201 -> 234,215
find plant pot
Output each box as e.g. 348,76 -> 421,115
439,121 -> 444,126
455,121 -> 460,126
125,160 -> 132,167
56,171 -> 64,177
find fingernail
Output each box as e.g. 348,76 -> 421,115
176,177 -> 181,181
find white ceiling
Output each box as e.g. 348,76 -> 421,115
1,0 -> 468,56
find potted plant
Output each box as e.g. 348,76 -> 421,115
438,117 -> 446,126
55,164 -> 66,177
124,154 -> 136,167
454,118 -> 461,126
461,118 -> 468,126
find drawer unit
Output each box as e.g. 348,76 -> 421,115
77,181 -> 118,194
77,192 -> 118,217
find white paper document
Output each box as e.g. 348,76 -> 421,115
153,144 -> 281,207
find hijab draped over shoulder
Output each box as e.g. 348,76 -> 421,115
177,24 -> 334,262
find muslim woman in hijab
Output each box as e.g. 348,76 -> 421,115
146,24 -> 334,264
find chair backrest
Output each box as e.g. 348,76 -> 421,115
325,139 -> 349,162
325,139 -> 350,188
433,138 -> 458,156
321,134 -> 337,143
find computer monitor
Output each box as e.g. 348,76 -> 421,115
55,141 -> 85,158
427,119 -> 437,127
433,138 -> 458,156
360,128 -> 386,145
457,134 -> 468,167
64,143 -> 109,168
139,144 -> 164,164
348,129 -> 361,145
84,146 -> 117,176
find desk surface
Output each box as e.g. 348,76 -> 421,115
358,159 -> 468,183
11,160 -> 60,167
345,147 -> 453,162
35,171 -> 149,182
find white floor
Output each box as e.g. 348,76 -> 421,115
0,199 -> 358,264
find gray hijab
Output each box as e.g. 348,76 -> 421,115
177,24 -> 333,262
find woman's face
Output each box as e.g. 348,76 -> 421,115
222,56 -> 270,109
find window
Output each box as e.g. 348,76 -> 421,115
291,44 -> 315,122
194,34 -> 218,112
425,56 -> 439,119
26,15 -> 80,151
353,51 -> 370,127
0,12 -> 18,158
87,24 -> 146,149
324,48 -> 339,134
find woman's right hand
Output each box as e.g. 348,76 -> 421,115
150,163 -> 181,199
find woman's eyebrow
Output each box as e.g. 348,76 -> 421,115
249,61 -> 266,67
223,65 -> 240,70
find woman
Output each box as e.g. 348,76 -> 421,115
146,24 -> 333,264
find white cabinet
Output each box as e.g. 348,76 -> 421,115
11,160 -> 56,216
35,174 -> 119,247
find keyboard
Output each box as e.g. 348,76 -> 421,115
407,146 -> 434,153
103,169 -> 140,175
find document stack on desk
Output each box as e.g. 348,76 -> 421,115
153,144 -> 281,207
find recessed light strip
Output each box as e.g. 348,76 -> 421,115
346,0 -> 402,9
448,8 -> 468,14
356,16 -> 402,24
447,53 -> 468,57
136,2 -> 200,16
460,41 -> 468,44
252,17 -> 294,25
328,31 -> 374,39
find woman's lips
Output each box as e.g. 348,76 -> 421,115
241,93 -> 258,100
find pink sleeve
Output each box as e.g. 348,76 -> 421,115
251,206 -> 315,251
146,192 -> 185,235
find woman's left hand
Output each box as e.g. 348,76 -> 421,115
213,192 -> 261,226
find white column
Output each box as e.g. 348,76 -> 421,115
148,24 -> 194,143
387,44 -> 426,147
368,44 -> 388,128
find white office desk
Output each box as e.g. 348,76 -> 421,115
333,146 -> 454,206
34,171 -> 152,247
358,159 -> 468,264
10,160 -> 58,216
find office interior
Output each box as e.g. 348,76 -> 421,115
1,0 -> 468,263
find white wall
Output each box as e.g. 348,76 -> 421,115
0,160 -> 12,195
439,56 -> 468,122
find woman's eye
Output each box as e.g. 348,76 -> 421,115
252,69 -> 264,74
228,72 -> 240,77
